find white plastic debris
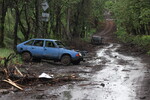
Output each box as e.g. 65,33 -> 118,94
39,73 -> 53,79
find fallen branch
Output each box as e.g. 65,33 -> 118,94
14,66 -> 23,77
4,68 -> 9,79
3,79 -> 23,90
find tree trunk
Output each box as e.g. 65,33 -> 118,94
13,8 -> 19,51
73,9 -> 80,38
35,0 -> 41,38
24,4 -> 30,40
55,6 -> 61,38
0,0 -> 7,47
66,8 -> 71,40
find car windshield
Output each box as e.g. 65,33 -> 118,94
55,41 -> 65,48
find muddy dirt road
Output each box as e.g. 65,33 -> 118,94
0,19 -> 150,100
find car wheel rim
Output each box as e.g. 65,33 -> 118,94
61,56 -> 70,65
22,52 -> 31,62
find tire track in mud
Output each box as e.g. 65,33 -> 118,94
100,20 -> 114,36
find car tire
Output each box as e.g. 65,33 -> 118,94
61,55 -> 71,66
22,52 -> 32,62
72,60 -> 81,65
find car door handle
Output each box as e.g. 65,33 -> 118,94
32,48 -> 35,49
44,48 -> 47,50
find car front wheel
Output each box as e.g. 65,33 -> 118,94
61,55 -> 71,66
22,52 -> 32,62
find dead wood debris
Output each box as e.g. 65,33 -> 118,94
0,53 -> 85,92
3,79 -> 23,90
0,65 -> 84,92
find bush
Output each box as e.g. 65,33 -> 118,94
133,35 -> 150,46
116,28 -> 150,54
148,51 -> 150,55
116,27 -> 133,43
0,48 -> 22,67
0,48 -> 14,57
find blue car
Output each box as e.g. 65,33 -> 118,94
17,38 -> 83,65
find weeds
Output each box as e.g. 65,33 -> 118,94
0,48 -> 14,57
0,48 -> 22,67
148,51 -> 150,56
116,28 -> 150,54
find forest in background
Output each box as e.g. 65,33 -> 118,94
105,0 -> 150,54
0,0 -> 105,49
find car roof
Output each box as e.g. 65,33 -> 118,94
30,38 -> 58,42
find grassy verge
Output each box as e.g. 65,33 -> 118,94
116,28 -> 150,55
0,48 -> 22,66
0,48 -> 14,58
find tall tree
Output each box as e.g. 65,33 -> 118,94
0,0 -> 9,47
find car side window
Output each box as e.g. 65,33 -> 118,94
33,40 -> 44,47
45,41 -> 55,48
24,40 -> 34,45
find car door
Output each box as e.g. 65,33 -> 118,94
30,40 -> 45,57
43,41 -> 60,59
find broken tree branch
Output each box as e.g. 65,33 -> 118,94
14,66 -> 23,77
3,79 -> 23,90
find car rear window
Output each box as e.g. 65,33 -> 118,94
33,40 -> 44,47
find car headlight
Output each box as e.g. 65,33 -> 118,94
76,53 -> 82,57
79,53 -> 82,56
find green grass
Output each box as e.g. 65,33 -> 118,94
0,48 -> 14,58
0,48 -> 23,66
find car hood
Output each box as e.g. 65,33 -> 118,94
61,47 -> 78,53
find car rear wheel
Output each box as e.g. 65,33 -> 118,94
22,52 -> 32,62
61,55 -> 71,66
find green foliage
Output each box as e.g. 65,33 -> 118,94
132,35 -> 150,46
105,0 -> 150,35
105,0 -> 150,54
91,0 -> 105,20
0,48 -> 14,57
0,48 -> 13,66
116,27 -> 133,43
147,51 -> 150,55
1,0 -> 107,49
12,55 -> 23,65
116,27 -> 150,53
83,28 -> 96,42
0,48 -> 22,66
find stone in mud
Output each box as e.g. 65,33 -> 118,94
140,96 -> 146,99
101,83 -> 105,87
